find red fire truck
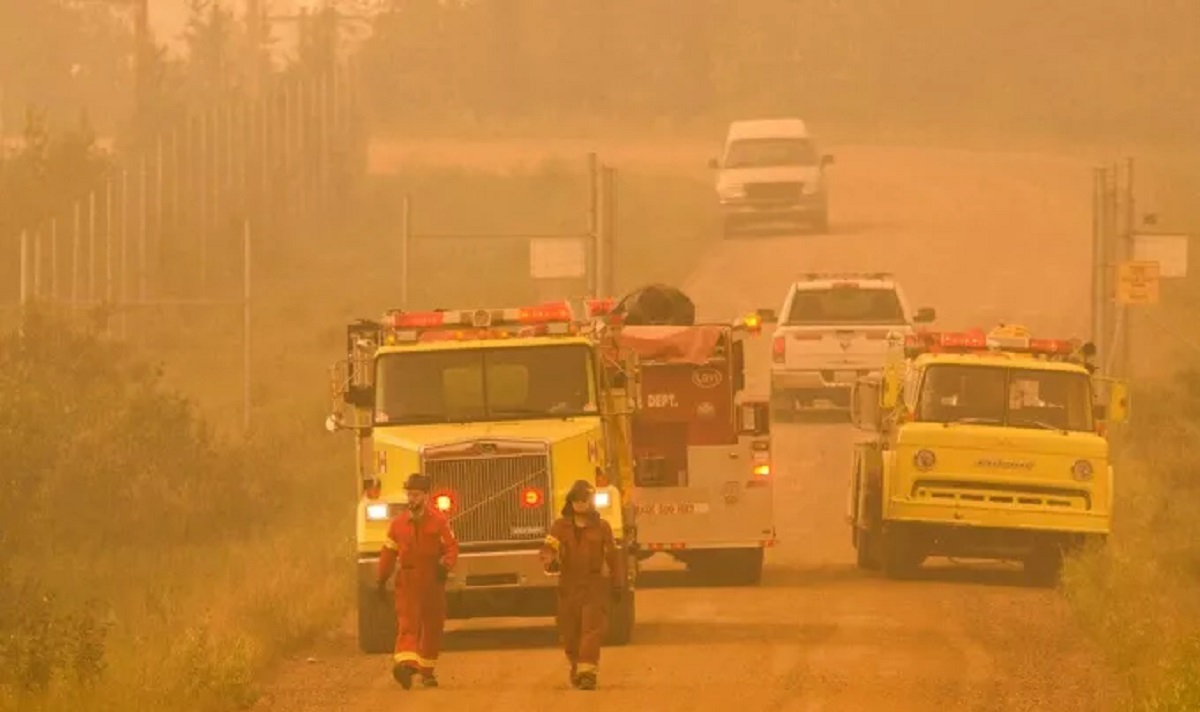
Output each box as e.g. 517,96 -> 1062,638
614,315 -> 776,585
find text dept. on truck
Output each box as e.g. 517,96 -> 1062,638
615,314 -> 776,585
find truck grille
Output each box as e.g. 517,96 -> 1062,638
745,181 -> 802,201
422,451 -> 553,545
912,480 -> 1091,511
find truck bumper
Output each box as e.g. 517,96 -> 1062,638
721,197 -> 825,222
358,548 -> 561,619
771,370 -> 862,408
885,498 -> 1110,534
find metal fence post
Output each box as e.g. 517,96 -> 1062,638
400,195 -> 411,309
243,218 -> 252,434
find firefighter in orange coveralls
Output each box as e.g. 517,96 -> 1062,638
539,479 -> 626,690
375,473 -> 459,689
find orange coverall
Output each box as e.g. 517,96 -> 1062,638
377,505 -> 459,674
541,512 -> 625,676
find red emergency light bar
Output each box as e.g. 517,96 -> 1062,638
905,327 -> 1085,358
384,299 -> 616,331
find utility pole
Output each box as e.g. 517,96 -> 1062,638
246,0 -> 267,98
133,0 -> 151,146
1120,157 -> 1135,379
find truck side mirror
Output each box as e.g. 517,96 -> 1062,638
732,340 -> 746,392
1107,380 -> 1129,424
756,308 -> 778,324
913,307 -> 936,324
345,385 -> 374,409
708,157 -> 720,169
851,376 -> 881,432
1092,403 -> 1107,421
880,369 -> 901,409
821,154 -> 835,166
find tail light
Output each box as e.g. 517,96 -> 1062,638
748,440 -> 771,487
772,337 -> 785,363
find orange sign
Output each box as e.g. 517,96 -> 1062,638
1116,261 -> 1160,304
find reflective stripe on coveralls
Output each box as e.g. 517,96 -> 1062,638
540,513 -> 624,676
377,506 -> 459,672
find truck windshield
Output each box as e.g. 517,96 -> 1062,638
786,287 -> 906,325
915,364 -> 1094,432
724,137 -> 819,168
373,344 -> 596,425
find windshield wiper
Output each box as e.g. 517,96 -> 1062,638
942,416 -> 1002,427
1010,418 -> 1068,434
491,407 -> 582,419
381,412 -> 455,424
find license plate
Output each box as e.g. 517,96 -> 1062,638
835,370 -> 858,383
637,502 -> 710,516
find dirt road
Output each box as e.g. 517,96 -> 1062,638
255,144 -> 1115,711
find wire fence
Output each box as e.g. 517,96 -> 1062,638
9,63 -> 367,326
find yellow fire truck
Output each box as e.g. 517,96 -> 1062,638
326,298 -> 640,653
848,324 -> 1129,585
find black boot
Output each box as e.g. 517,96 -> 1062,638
576,671 -> 596,690
392,663 -> 414,690
421,671 -> 439,688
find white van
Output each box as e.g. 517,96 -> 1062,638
708,118 -> 834,236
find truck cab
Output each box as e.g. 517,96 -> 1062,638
769,272 -> 936,418
848,324 -> 1129,585
327,299 -> 641,654
709,118 -> 835,236
613,315 -> 775,585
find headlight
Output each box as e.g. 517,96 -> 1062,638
913,449 -> 936,471
593,491 -> 611,509
365,503 -> 390,521
1071,460 -> 1094,482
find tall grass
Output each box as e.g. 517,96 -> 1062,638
1063,371 -> 1200,711
0,160 -> 714,711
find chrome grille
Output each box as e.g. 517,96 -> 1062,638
423,452 -> 553,544
745,181 -> 802,201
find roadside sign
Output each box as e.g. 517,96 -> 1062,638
529,238 -> 586,279
1116,260 -> 1160,304
1133,233 -> 1189,278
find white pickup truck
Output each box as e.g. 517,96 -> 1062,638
709,118 -> 835,236
768,273 -> 936,418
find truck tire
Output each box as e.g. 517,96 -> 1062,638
855,474 -> 883,570
770,390 -> 794,424
728,547 -> 765,585
881,524 -> 923,580
606,589 -> 635,646
357,584 -> 397,655
812,209 -> 830,234
1023,544 -> 1064,588
688,548 -> 763,586
723,215 -> 741,238
855,527 -> 881,571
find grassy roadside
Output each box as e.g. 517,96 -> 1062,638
1062,379 -> 1200,710
1059,154 -> 1200,710
0,159 -> 714,712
